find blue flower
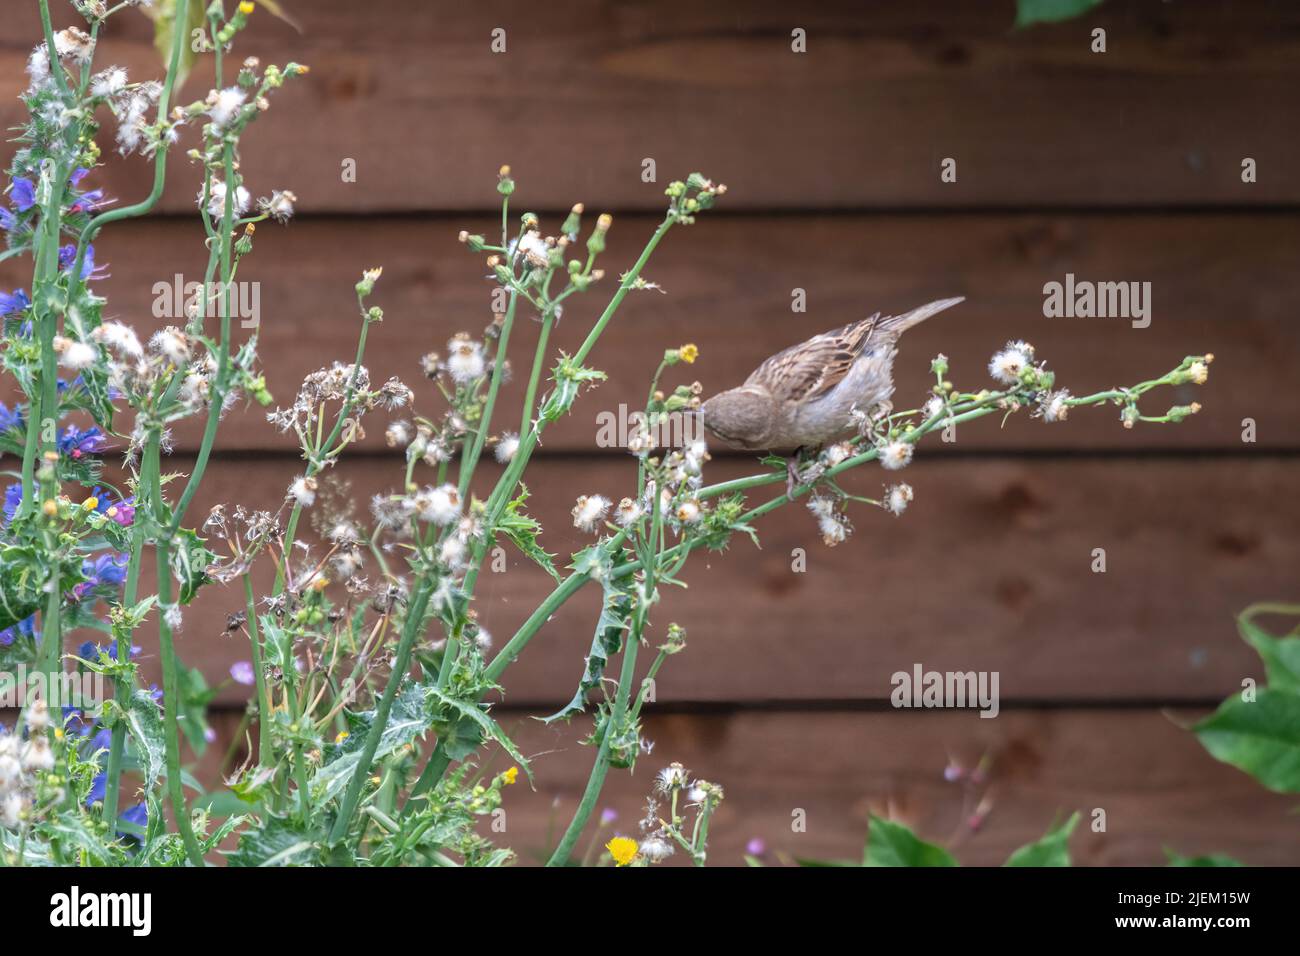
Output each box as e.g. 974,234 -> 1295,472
118,803 -> 149,842
3,483 -> 22,523
0,614 -> 36,647
58,424 -> 107,458
83,552 -> 129,588
0,288 -> 29,316
59,243 -> 107,282
86,771 -> 107,807
11,177 -> 36,212
0,402 -> 21,433
0,207 -> 15,233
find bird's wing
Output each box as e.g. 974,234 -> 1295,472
745,315 -> 881,404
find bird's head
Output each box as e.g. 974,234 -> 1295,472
700,385 -> 775,450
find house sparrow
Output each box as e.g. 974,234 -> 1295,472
700,297 -> 964,491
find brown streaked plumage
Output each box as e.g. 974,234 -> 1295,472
701,297 -> 963,482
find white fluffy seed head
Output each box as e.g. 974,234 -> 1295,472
572,494 -> 611,532
878,440 -> 913,471
419,484 -> 462,525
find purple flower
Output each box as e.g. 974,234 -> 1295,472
76,553 -> 129,597
230,661 -> 256,686
59,243 -> 107,282
0,207 -> 15,232
108,498 -> 136,527
0,288 -> 30,316
599,807 -> 618,825
11,178 -> 35,212
58,424 -> 107,459
745,837 -> 767,856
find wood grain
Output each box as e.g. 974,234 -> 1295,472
199,706 -> 1300,866
69,452 -> 1298,707
3,213 -> 1293,451
4,1 -> 1299,212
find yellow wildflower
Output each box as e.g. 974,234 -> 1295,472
679,343 -> 698,364
502,766 -> 519,785
606,837 -> 638,866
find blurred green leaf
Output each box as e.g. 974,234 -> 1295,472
864,815 -> 957,867
143,0 -> 205,90
1005,812 -> 1079,866
1015,0 -> 1104,28
1165,850 -> 1244,867
1237,603 -> 1300,693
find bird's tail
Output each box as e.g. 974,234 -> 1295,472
875,296 -> 965,337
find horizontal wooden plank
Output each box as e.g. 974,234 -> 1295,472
4,1 -> 1300,211
194,707 -> 1300,866
3,213 -> 1293,451
51,453 -> 1299,707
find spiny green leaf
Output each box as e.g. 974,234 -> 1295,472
499,484 -> 560,583
541,578 -> 632,723
429,687 -> 532,785
228,815 -> 322,867
314,682 -> 435,803
169,528 -> 215,604
125,688 -> 166,792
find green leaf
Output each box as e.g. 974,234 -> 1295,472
125,688 -> 167,789
176,662 -> 217,756
498,484 -> 561,583
169,529 -> 215,604
864,815 -> 957,867
541,577 -> 632,723
143,0 -> 206,90
428,687 -> 532,785
314,682 -> 435,803
1165,850 -> 1244,867
1237,604 -> 1300,693
0,545 -> 85,631
228,815 -> 322,867
1015,0 -> 1104,28
1193,688 -> 1300,793
1005,812 -> 1079,866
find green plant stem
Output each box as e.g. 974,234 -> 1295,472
326,584 -> 433,850
100,444 -> 159,825
275,302 -> 374,591
546,621 -> 642,867
68,0 -> 189,285
518,309 -> 554,439
244,574 -> 272,766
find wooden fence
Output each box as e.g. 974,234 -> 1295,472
3,0 -> 1298,864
